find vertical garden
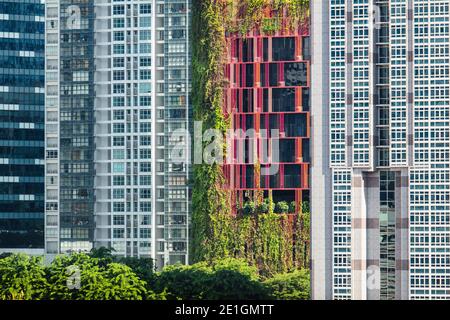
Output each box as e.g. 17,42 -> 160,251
191,0 -> 310,276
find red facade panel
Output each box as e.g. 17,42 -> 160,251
224,27 -> 310,215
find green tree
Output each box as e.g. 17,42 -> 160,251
153,258 -> 269,300
0,254 -> 47,300
210,258 -> 260,281
89,247 -> 114,266
203,258 -> 268,300
152,262 -> 212,300
264,269 -> 310,300
90,247 -> 155,283
99,263 -> 148,300
45,253 -> 149,300
116,257 -> 155,284
45,253 -> 103,300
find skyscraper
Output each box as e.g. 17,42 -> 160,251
0,0 -> 45,252
312,0 -> 450,299
45,0 -> 190,268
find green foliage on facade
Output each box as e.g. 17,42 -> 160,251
224,0 -> 310,36
0,253 -> 309,300
191,0 -> 232,263
191,0 -> 311,275
227,202 -> 310,276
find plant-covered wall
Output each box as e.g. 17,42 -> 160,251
191,0 -> 232,263
224,0 -> 310,36
191,0 -> 310,275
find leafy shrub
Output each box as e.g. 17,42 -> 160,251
153,258 -> 269,300
289,201 -> 297,213
0,252 -> 310,301
0,254 -> 47,300
242,201 -> 256,216
275,201 -> 289,214
264,269 -> 310,300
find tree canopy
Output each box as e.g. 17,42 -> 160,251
0,251 -> 309,300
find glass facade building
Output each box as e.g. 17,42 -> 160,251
0,0 -> 45,250
312,0 -> 450,300
45,0 -> 191,268
45,0 -> 95,254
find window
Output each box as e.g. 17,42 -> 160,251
140,122 -> 151,132
113,97 -> 125,107
113,215 -> 124,225
113,18 -> 125,28
113,136 -> 125,146
140,17 -> 151,28
140,70 -> 151,80
113,163 -> 125,173
140,189 -> 151,199
73,71 -> 88,82
140,176 -> 151,185
140,4 -> 151,14
140,44 -> 151,54
140,162 -> 151,172
140,149 -> 151,159
140,229 -> 151,239
139,83 -> 151,94
113,110 -> 124,120
140,30 -> 151,41
113,189 -> 124,199
113,70 -> 125,81
113,150 -> 125,159
113,123 -> 125,133
113,176 -> 125,186
140,96 -> 151,106
113,83 -> 125,94
140,110 -> 151,119
113,31 -> 124,41
113,5 -> 125,15
140,202 -> 151,212
140,136 -> 151,146
140,57 -> 151,67
113,202 -> 125,212
113,44 -> 125,54
46,150 -> 58,159
113,57 -> 125,68
113,228 -> 125,239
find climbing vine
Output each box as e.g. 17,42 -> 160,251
191,0 -> 231,262
191,0 -> 310,275
223,0 -> 310,36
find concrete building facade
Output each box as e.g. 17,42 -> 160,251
44,0 -> 191,269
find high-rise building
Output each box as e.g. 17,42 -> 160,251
312,0 -> 450,300
0,0 -> 45,253
44,0 -> 191,268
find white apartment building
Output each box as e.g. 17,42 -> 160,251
312,0 -> 450,299
44,0 -> 190,269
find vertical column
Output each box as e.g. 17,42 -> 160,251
390,0 -> 408,165
311,0 -> 333,300
45,0 -> 60,255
